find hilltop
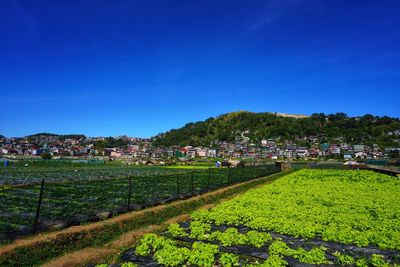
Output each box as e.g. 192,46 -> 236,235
153,111 -> 400,148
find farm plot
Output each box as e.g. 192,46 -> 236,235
0,165 -> 278,243
112,169 -> 400,266
0,166 -> 182,185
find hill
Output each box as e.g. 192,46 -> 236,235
25,133 -> 86,139
152,111 -> 400,148
25,133 -> 86,143
26,132 -> 59,137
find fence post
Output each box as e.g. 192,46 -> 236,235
176,173 -> 180,197
32,178 -> 45,234
190,171 -> 194,195
127,176 -> 132,210
207,168 -> 211,191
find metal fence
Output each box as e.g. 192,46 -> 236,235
0,165 -> 279,243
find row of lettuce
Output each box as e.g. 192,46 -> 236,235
96,169 -> 400,266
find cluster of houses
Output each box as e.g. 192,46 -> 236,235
169,141 -> 393,160
0,135 -> 148,158
1,133 -> 399,161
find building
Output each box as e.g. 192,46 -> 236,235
329,145 -> 341,155
207,149 -> 217,158
353,145 -> 366,153
296,149 -> 309,158
186,149 -> 196,158
196,149 -> 208,157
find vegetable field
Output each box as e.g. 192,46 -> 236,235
0,166 -> 181,185
0,165 -> 278,243
112,169 -> 400,266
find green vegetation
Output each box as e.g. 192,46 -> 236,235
184,223 -> 272,247
0,166 -> 277,242
93,136 -> 129,150
26,133 -> 86,143
219,253 -> 239,267
153,111 -> 400,147
167,223 -> 188,237
40,152 -> 52,160
120,169 -> 399,266
0,169 -> 287,267
194,169 -> 400,250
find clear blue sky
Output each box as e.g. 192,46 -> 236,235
1,0 -> 399,137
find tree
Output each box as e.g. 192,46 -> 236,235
388,150 -> 400,159
41,152 -> 52,160
152,111 -> 400,147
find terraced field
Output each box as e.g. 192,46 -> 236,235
106,169 -> 400,266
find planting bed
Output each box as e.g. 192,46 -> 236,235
0,166 -> 182,185
106,169 -> 400,266
0,166 -> 278,243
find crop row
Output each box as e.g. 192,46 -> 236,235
0,165 -> 279,243
105,169 -> 400,266
0,166 -> 185,185
192,169 -> 400,250
112,222 -> 396,267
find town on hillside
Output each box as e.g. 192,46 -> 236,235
1,131 -> 399,164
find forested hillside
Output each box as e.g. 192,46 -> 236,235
153,111 -> 400,148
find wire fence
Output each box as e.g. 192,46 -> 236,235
0,165 -> 280,243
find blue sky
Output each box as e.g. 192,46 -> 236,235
1,0 -> 399,137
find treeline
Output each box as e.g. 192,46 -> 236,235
26,133 -> 86,139
26,133 -> 86,142
26,132 -> 59,137
153,111 -> 400,148
93,137 -> 128,149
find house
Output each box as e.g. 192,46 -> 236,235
186,149 -> 196,158
343,154 -> 353,160
166,149 -> 174,157
384,148 -> 400,153
321,143 -> 330,152
134,151 -> 147,158
261,140 -> 268,146
355,152 -> 367,159
207,149 -> 217,158
296,149 -> 309,158
32,149 -> 43,156
233,151 -> 242,158
283,150 -> 294,158
309,148 -> 319,157
329,145 -> 341,155
353,145 -> 366,153
174,150 -> 185,158
196,149 -> 208,157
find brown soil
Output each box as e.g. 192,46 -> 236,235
41,248 -> 117,267
42,211 -> 206,266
